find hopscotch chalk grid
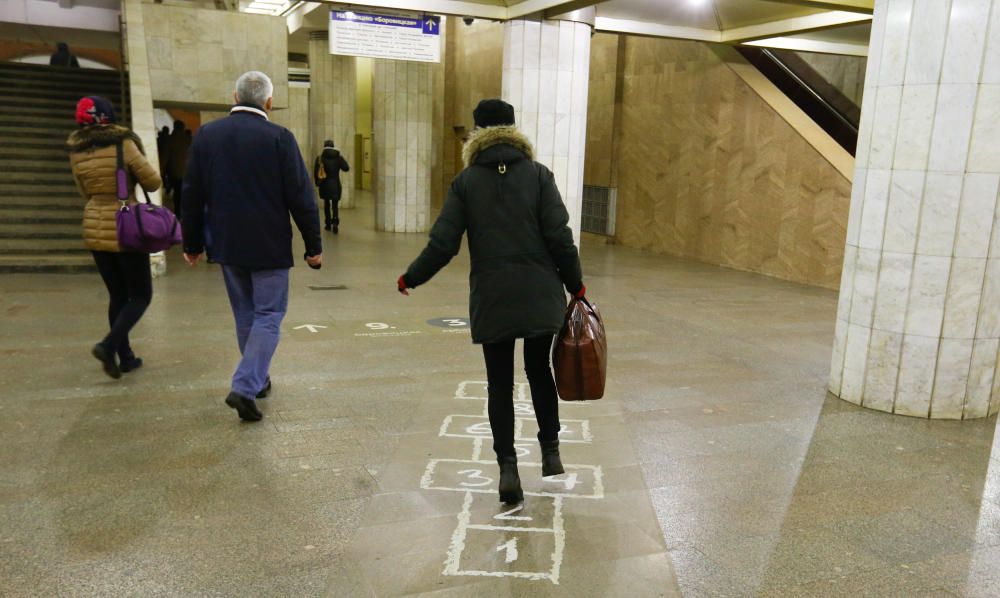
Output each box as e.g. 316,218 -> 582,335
420,381 -> 604,584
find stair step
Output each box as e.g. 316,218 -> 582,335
6,117 -> 78,129
0,254 -> 96,273
0,94 -> 123,111
0,128 -> 74,140
0,150 -> 70,162
0,199 -> 79,211
0,74 -> 120,90
0,208 -> 80,224
0,223 -> 80,239
0,62 -> 121,79
7,104 -> 84,117
0,86 -> 123,101
0,184 -> 78,195
0,159 -> 74,171
0,172 -> 75,184
0,237 -> 87,253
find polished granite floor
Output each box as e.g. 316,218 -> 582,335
2,195 -> 999,597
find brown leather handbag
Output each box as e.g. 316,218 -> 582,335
553,297 -> 607,401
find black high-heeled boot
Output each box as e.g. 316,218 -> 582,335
540,439 -> 565,477
497,456 -> 523,504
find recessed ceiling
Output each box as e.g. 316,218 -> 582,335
787,21 -> 871,45
594,0 -> 827,32
283,0 -> 873,56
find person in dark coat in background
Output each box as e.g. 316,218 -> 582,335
182,70 -> 322,423
313,140 -> 350,233
165,120 -> 191,219
49,42 -> 80,68
156,126 -> 170,189
398,99 -> 585,505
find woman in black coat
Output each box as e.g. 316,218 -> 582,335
313,140 -> 350,233
398,99 -> 584,504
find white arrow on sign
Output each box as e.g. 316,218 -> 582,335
294,324 -> 327,333
425,19 -> 436,31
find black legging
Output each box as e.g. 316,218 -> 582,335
323,198 -> 340,227
91,251 -> 152,358
482,335 -> 560,459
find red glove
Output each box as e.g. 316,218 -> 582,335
397,275 -> 410,296
573,284 -> 586,299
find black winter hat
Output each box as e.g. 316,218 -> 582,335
473,99 -> 515,128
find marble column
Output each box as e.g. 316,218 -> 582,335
124,0 -> 166,276
501,10 -> 592,242
309,32 -> 356,209
830,0 -> 1000,419
372,59 -> 433,233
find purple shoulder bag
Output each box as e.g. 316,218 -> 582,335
115,141 -> 182,253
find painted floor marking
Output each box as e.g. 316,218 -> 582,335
428,381 -> 605,584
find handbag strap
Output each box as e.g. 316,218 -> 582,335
115,141 -> 127,206
115,140 -> 151,205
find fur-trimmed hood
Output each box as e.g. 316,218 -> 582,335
67,124 -> 145,155
462,126 -> 534,168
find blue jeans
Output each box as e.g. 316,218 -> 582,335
221,265 -> 289,399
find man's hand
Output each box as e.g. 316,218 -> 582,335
184,253 -> 203,266
305,253 -> 323,269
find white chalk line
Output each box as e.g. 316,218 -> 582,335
438,414 -> 594,444
442,491 -> 473,576
551,496 -> 565,585
471,437 -> 483,462
434,381 -> 603,585
467,524 -> 556,533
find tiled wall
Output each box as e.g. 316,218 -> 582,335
308,37 -> 355,208
502,18 -> 592,241
373,59 -> 433,232
584,33 -> 620,189
143,3 -> 287,109
440,18 -> 504,203
829,0 -> 1000,419
613,36 -> 852,290
270,86 -> 310,162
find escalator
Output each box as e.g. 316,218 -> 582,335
735,46 -> 861,156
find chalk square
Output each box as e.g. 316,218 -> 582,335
422,460 -> 604,499
446,527 -> 558,582
516,418 -> 592,444
465,494 -> 557,531
440,415 -> 524,440
455,381 -> 488,399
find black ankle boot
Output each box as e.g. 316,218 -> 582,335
92,343 -> 121,379
497,456 -> 523,504
540,439 -> 565,477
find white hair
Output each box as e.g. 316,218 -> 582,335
235,71 -> 273,108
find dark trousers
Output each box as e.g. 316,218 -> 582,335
323,198 -> 340,228
482,335 -> 560,459
91,251 -> 152,358
170,176 -> 183,220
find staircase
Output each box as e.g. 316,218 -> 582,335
0,62 -> 127,273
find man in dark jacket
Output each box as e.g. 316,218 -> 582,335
397,99 -> 583,504
182,70 -> 322,422
49,42 -> 80,68
313,140 -> 350,233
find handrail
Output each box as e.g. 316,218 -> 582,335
736,46 -> 858,155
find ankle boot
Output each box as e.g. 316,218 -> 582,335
540,439 -> 565,477
497,456 -> 523,504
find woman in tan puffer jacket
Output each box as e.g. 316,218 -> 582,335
68,95 -> 162,379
